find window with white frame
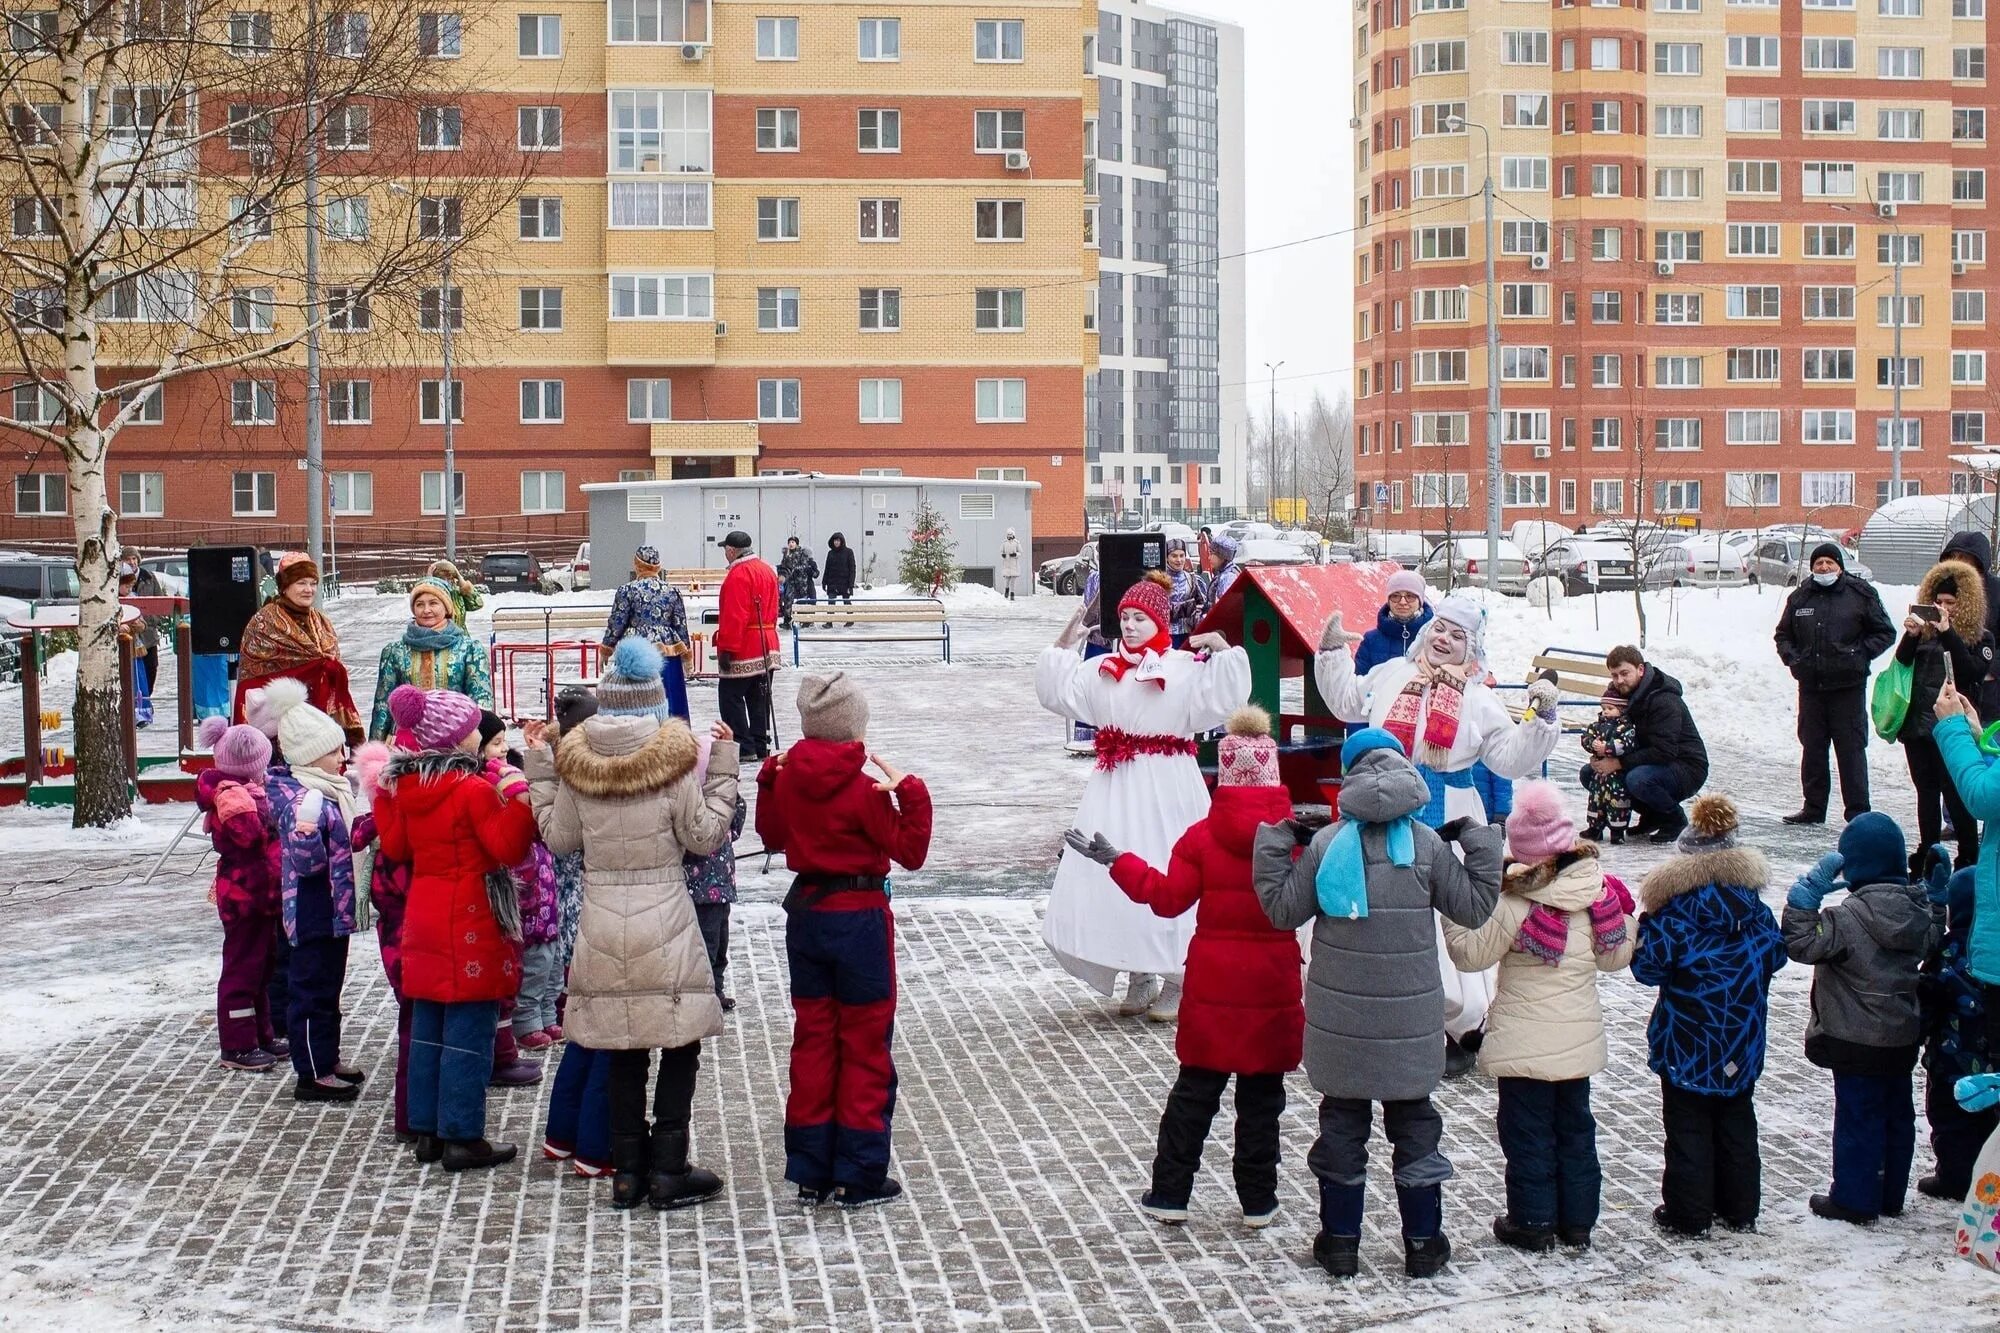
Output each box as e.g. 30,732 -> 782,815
417,12 -> 460,56
1802,99 -> 1856,133
755,106 -> 800,152
1956,169 -> 1988,202
519,286 -> 563,331
609,0 -> 705,41
1802,161 -> 1856,197
114,384 -> 162,425
1655,42 -> 1701,74
757,286 -> 801,331
1413,474 -> 1471,507
1656,418 -> 1703,451
756,196 -> 800,240
1414,350 -> 1468,383
1727,285 -> 1781,319
230,378 -> 275,424
1656,104 -> 1702,137
1503,473 -> 1550,507
1802,348 -> 1855,381
1805,285 -> 1856,319
417,104 -> 461,149
418,285 -> 462,331
1727,161 -> 1780,195
757,15 -> 799,59
325,11 -> 368,56
519,380 -> 563,423
1591,164 -> 1623,197
1413,164 -> 1468,198
518,105 -> 562,150
320,195 -> 367,240
857,107 -> 900,151
1590,226 -> 1621,260
1878,418 -> 1923,450
1500,283 -> 1549,318
1590,479 -> 1624,514
325,286 -> 370,332
416,195 -> 461,237
419,379 -> 464,423
1416,102 -> 1467,136
518,195 -> 561,240
1655,230 -> 1704,263
1414,287 -> 1469,322
115,471 -> 162,516
329,471 -> 372,514
1498,220 -> 1547,255
858,378 -> 902,423
1955,412 -> 1987,445
758,378 -> 801,422
1877,356 -> 1924,388
1803,37 -> 1855,70
1727,223 -> 1780,256
1590,36 -> 1620,69
1726,471 -> 1781,506
1802,409 -> 1855,444
520,469 -> 565,511
1502,30 -> 1548,64
975,377 -> 1026,422
231,471 -> 275,516
1955,350 -> 1987,384
1727,35 -> 1779,68
1591,418 -> 1622,450
975,288 -> 1025,331
1804,223 -> 1855,257
627,378 -> 671,421
1955,230 -> 1987,264
519,14 -> 559,57
1880,46 -> 1924,78
1655,480 -> 1702,512
610,273 -> 713,320
229,287 -> 274,333
1878,293 -> 1924,326
1655,355 -> 1703,387
1501,346 -> 1550,380
975,108 -> 1026,152
419,470 -> 466,515
1591,292 -> 1623,324
1501,156 -> 1548,192
1592,353 -> 1622,386
611,90 -> 712,172
1727,409 -> 1782,444
1416,412 -> 1471,445
1956,109 -> 1987,142
326,378 -> 370,423
858,16 -> 899,59
1654,167 -> 1703,200
974,18 -> 1023,61
1414,38 -> 1467,74
859,286 -> 900,330
1797,471 -> 1856,508
610,180 -> 710,228
1956,47 -> 1986,79
1955,290 -> 1988,323
975,199 -> 1024,240
1879,107 -> 1924,141
1502,94 -> 1549,128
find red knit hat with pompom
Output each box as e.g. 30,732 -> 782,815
1116,570 -> 1173,637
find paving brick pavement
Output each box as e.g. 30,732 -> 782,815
0,899 -> 1980,1331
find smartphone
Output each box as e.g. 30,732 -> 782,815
1911,603 -> 1943,624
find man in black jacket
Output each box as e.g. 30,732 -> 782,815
1584,646 -> 1710,842
1940,530 -> 2000,721
1773,543 -> 1897,825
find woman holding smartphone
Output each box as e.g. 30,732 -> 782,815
1894,561 -> 1996,871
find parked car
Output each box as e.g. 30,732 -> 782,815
1325,541 -> 1359,564
1508,520 -> 1574,558
1140,520 -> 1200,548
1643,536 -> 1751,588
1747,536 -> 1874,587
1217,520 -> 1280,545
1421,536 -> 1530,596
544,541 -> 592,592
0,593 -> 25,681
137,554 -> 188,596
1237,538 -> 1317,568
1038,542 -> 1097,596
479,550 -> 545,594
1367,531 -> 1431,569
0,555 -> 78,603
1536,538 -> 1644,594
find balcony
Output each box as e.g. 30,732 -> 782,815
648,420 -> 759,478
605,319 -> 716,365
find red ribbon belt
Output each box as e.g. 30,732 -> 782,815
1093,727 -> 1197,772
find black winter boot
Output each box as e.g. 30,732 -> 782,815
1403,1233 -> 1453,1278
1314,1179 -> 1364,1278
1396,1184 -> 1451,1278
412,1133 -> 443,1164
441,1138 -> 518,1172
646,1127 -> 724,1211
1809,1193 -> 1876,1226
1582,823 -> 1606,843
1491,1213 -> 1555,1252
610,1132 -> 650,1209
1312,1232 -> 1360,1279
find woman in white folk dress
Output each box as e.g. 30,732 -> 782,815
1037,571 -> 1251,1020
1314,594 -> 1563,1061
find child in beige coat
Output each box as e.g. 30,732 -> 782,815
1444,780 -> 1635,1252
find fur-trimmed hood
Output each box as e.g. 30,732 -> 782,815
553,713 -> 697,798
1918,559 -> 1990,643
1640,846 -> 1769,913
1503,841 -> 1602,910
379,750 -> 485,815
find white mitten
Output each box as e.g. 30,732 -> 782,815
1526,678 -> 1560,719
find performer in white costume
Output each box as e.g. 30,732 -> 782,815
1037,571 -> 1252,1019
1314,595 -> 1562,1042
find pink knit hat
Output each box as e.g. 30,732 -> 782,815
199,716 -> 272,781
1506,780 -> 1577,863
1217,706 -> 1282,788
387,684 -> 481,751
1385,569 -> 1427,600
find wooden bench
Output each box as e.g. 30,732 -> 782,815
789,599 -> 951,665
490,604 -> 710,719
1495,644 -> 1613,732
662,568 -> 726,594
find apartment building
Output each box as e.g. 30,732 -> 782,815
1084,0 -> 1245,525
1351,0 -> 1997,533
1,1 -> 1099,552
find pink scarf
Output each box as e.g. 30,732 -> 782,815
1382,664 -> 1465,767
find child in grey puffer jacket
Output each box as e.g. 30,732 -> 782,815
1253,727 -> 1502,1283
1782,812 -> 1940,1225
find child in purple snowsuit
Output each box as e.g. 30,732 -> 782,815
195,718 -> 284,1072
352,740 -> 415,1135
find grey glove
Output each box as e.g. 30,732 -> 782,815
1063,828 -> 1121,866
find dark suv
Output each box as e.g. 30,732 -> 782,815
479,550 -> 544,594
0,554 -> 78,603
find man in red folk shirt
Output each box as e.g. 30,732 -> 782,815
714,530 -> 784,760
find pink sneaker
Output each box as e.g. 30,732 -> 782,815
543,1024 -> 563,1042
518,1030 -> 554,1050
572,1157 -> 610,1178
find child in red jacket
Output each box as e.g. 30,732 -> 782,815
757,672 -> 932,1210
1066,706 -> 1304,1228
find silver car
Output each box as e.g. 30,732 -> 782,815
1536,538 -> 1643,594
1643,536 -> 1751,588
1748,537 -> 1873,586
1421,536 -> 1530,595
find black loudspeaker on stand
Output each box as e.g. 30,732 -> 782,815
1096,533 -> 1169,643
185,545 -> 262,655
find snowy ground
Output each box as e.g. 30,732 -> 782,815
0,577 -> 1993,1328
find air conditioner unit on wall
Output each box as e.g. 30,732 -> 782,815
680,43 -> 702,60
1529,254 -> 1549,270
1656,261 -> 1675,277
1878,202 -> 1898,219
1533,445 -> 1552,458
1004,149 -> 1031,171
1955,262 -> 1969,276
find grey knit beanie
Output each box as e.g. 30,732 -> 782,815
796,672 -> 869,742
598,638 -> 670,722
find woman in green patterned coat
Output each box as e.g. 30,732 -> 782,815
369,580 -> 493,740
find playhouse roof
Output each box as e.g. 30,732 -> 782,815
1197,562 -> 1404,660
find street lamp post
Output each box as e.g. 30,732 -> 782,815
1449,114 -> 1502,579
1264,359 -> 1284,521
441,252 -> 456,561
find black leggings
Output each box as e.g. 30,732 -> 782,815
607,1042 -> 700,1140
1905,735 -> 1979,870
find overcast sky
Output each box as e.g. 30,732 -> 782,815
1205,0 -> 1353,427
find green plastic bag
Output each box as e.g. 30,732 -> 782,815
1872,658 -> 1913,741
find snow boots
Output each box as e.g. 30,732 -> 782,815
441,1138 -> 518,1172
1398,1184 -> 1452,1279
611,1132 -> 649,1209
1314,1179 -> 1365,1279
1118,972 -> 1162,1017
646,1126 -> 724,1211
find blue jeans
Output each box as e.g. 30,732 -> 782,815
1496,1076 -> 1601,1231
409,999 -> 499,1141
662,654 -> 689,721
544,1043 -> 611,1166
1831,1071 -> 1917,1216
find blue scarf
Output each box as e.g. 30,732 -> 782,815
1317,815 -> 1415,920
402,620 -> 466,653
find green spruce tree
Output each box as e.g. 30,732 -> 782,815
899,500 -> 960,595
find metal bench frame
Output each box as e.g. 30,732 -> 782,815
788,598 -> 951,665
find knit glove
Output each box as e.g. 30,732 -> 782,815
1321,611 -> 1361,652
1526,675 -> 1561,722
1437,816 -> 1475,844
1603,873 -> 1636,918
485,760 -> 529,803
1062,829 -> 1121,866
1957,1073 -> 2000,1113
1291,812 -> 1332,847
1925,844 -> 1955,904
1587,890 -> 1629,954
1786,851 -> 1845,911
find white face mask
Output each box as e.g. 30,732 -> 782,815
1812,571 -> 1840,587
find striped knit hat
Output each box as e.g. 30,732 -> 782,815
598,638 -> 671,722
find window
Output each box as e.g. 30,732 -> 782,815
1879,480 -> 1924,505
325,379 -> 371,423
520,469 -> 565,512
757,15 -> 799,58
859,378 -> 902,423
325,286 -> 370,332
1591,164 -> 1623,197
610,273 -> 713,319
1654,167 -> 1703,200
1656,105 -> 1702,137
11,286 -> 57,333
1416,102 -> 1467,137
1591,418 -> 1623,451
1500,30 -> 1547,65
1500,410 -> 1549,446
755,107 -> 800,152
858,197 -> 899,240
610,0 -> 705,42
325,11 -> 368,57
229,287 -> 274,333
626,379 -> 672,422
975,377 -> 1027,422
1881,0 -> 1922,12
1503,474 -> 1550,508
1879,108 -> 1924,141
1955,351 -> 1987,385
230,379 -> 275,424
1726,285 -> 1781,319
115,385 -> 162,425
1414,38 -> 1468,74
975,199 -> 1025,240
1656,418 -> 1703,451
857,107 -> 900,152
758,378 -> 801,421
975,288 -> 1025,331
1592,353 -> 1622,386
112,472 -> 163,518
1413,474 -> 1470,507
1726,35 -> 1778,69
611,90 -> 712,172
1802,409 -> 1855,444
1503,94 -> 1549,128
1804,224 -> 1855,258
417,12 -> 460,57
1956,109 -> 1987,142
517,380 -> 564,423
1723,224 -> 1779,259
974,18 -> 1023,61
7,384 -> 57,426
417,285 -> 463,331
420,470 -> 466,515
859,287 -> 900,331
1956,47 -> 1986,79
757,286 -> 801,331
1499,284 -> 1547,318
1878,293 -> 1924,326
1802,162 -> 1855,197
1955,290 -> 1988,324
756,196 -> 800,241
1805,286 -> 1856,320
1416,412 -> 1471,446
974,108 -> 1026,152
1414,350 -> 1468,383
1501,157 -> 1548,192
1501,346 -> 1550,380
1956,169 -> 1988,203
1591,292 -> 1623,324
519,13 -> 559,56
1956,0 -> 1986,14
518,106 -> 561,151
1497,221 -> 1544,256
1655,231 -> 1704,264
1415,287 -> 1470,322
231,471 -> 276,516
419,379 -> 464,424
226,104 -> 271,150
418,105 -> 461,150
859,17 -> 899,59
1802,348 -> 1855,381
322,196 -> 367,240
1590,36 -> 1620,69
519,287 -> 563,332
1955,412 -> 1987,445
325,102 -> 368,149
1727,161 -> 1780,195
1655,481 -> 1702,513
1590,226 -> 1621,260
1803,37 -> 1855,71
1802,99 -> 1856,134
1590,480 -> 1624,514
1958,230 -> 1989,265
518,196 -> 561,240
229,11 -> 271,56
1878,418 -> 1923,451
1727,409 -> 1782,445
329,471 -> 372,514
9,196 -> 54,238
1726,472 -> 1781,506
1879,46 -> 1923,78
1655,355 -> 1703,387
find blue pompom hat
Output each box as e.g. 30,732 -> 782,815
598,637 -> 671,721
1341,726 -> 1406,770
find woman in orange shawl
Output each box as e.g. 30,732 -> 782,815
235,554 -> 363,745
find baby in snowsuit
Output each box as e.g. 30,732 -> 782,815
1579,692 -> 1636,842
